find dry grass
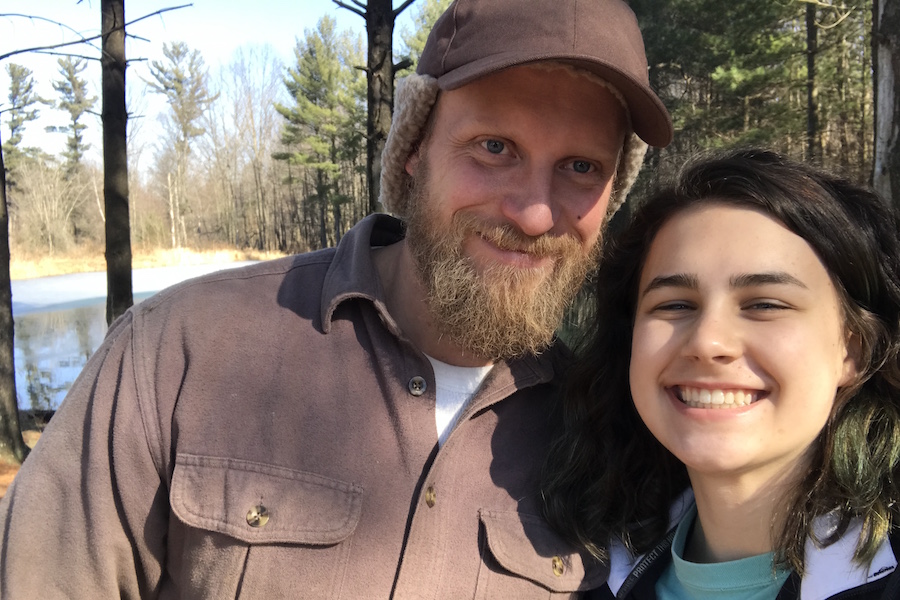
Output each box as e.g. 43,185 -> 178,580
10,246 -> 287,280
0,431 -> 41,499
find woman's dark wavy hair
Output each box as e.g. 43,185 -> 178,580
542,148 -> 900,574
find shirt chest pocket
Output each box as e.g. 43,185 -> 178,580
169,453 -> 363,599
477,510 -> 608,599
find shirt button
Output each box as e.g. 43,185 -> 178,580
246,505 -> 270,528
408,376 -> 427,396
424,485 -> 436,508
551,556 -> 565,577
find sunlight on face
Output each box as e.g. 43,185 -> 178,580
629,204 -> 858,488
403,64 -> 627,360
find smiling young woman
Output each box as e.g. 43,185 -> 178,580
542,149 -> 900,599
630,205 -> 857,501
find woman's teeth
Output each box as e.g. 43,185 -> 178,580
678,386 -> 758,409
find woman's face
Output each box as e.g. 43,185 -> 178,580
629,204 -> 858,486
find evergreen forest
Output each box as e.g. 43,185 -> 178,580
1,0 -> 885,260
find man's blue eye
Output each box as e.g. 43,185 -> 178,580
484,140 -> 505,154
572,160 -> 593,173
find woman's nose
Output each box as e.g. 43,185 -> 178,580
681,308 -> 741,363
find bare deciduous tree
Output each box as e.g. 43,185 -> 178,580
16,159 -> 90,253
873,0 -> 900,206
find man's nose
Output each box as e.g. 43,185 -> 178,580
498,169 -> 558,237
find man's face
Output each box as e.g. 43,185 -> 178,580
404,64 -> 627,361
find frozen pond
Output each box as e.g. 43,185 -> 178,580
12,262 -> 257,410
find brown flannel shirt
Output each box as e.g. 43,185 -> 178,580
0,214 -> 606,599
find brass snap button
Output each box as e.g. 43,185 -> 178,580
408,376 -> 427,396
424,485 -> 436,508
551,556 -> 565,577
246,505 -> 270,528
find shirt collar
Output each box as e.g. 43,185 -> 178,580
320,213 -> 404,334
318,212 -> 562,385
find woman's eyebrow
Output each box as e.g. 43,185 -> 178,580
730,272 -> 808,289
641,273 -> 698,297
640,271 -> 808,298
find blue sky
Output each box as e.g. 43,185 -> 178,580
0,0 -> 418,161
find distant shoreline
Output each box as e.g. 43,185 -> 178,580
10,247 -> 287,281
10,261 -> 261,315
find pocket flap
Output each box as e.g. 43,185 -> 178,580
171,453 -> 363,545
480,509 -> 608,592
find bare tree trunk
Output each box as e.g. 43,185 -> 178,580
860,31 -> 872,177
317,169 -> 328,249
874,0 -> 900,206
0,138 -> 28,465
837,34 -> 851,171
365,0 -> 394,215
333,201 -> 342,244
167,172 -> 177,249
176,157 -> 187,248
334,0 -> 415,216
102,0 -> 133,325
807,2 -> 821,162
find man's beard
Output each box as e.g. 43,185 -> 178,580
404,163 -> 600,362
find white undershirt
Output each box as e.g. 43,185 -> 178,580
425,355 -> 493,447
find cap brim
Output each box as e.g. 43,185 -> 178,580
436,54 -> 673,148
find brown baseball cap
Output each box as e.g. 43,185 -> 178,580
416,0 -> 673,148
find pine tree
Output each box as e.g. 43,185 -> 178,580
275,16 -> 364,248
2,63 -> 45,186
146,41 -> 217,248
630,0 -> 875,187
630,0 -> 806,190
50,57 -> 98,177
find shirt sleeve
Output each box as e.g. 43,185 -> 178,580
0,309 -> 168,599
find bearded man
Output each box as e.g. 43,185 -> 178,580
0,0 -> 672,597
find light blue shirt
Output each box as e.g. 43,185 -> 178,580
656,504 -> 791,600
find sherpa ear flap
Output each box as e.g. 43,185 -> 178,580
610,133 -> 648,216
379,74 -> 440,218
379,72 -> 648,220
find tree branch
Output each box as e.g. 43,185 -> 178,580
393,0 -> 418,19
393,57 -> 412,74
0,5 -> 190,62
32,51 -> 100,62
332,0 -> 365,19
817,9 -> 854,29
793,0 -> 856,30
0,13 -> 100,51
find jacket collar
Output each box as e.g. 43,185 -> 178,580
607,488 -> 692,596
607,488 -> 897,599
801,514 -> 896,599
